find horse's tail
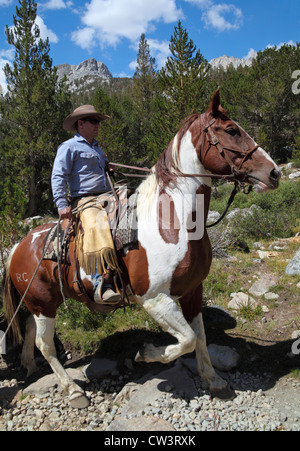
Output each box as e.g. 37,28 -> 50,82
2,244 -> 23,345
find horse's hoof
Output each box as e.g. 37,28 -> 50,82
69,393 -> 90,409
210,385 -> 236,401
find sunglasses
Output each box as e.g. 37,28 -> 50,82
82,117 -> 100,125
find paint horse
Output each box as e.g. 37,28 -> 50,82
3,90 -> 280,408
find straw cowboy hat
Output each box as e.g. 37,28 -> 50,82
63,105 -> 110,132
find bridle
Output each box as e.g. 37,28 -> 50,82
200,115 -> 260,183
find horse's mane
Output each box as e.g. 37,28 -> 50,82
155,114 -> 200,190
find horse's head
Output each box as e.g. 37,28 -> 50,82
198,90 -> 281,192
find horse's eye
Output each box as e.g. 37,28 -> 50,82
226,128 -> 238,136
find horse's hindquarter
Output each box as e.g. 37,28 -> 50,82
10,223 -> 54,290
9,223 -> 63,317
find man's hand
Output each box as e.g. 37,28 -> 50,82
58,206 -> 72,221
107,163 -> 115,175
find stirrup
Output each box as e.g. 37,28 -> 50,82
102,288 -> 122,304
94,281 -> 122,305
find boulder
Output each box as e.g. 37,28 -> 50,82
116,362 -> 197,419
23,369 -> 86,396
289,171 -> 300,180
286,248 -> 300,275
249,274 -> 277,297
228,292 -> 257,310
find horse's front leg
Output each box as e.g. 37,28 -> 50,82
135,293 -> 197,363
191,312 -> 235,400
34,314 -> 89,409
180,286 -> 235,400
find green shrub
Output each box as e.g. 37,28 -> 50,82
239,304 -> 263,321
228,208 -> 292,240
210,180 -> 300,239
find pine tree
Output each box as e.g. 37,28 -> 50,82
131,34 -> 157,165
147,21 -> 209,161
0,0 -> 71,215
245,44 -> 299,161
133,34 -> 157,118
159,21 -> 209,122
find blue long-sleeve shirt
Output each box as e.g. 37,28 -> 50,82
51,133 -> 109,210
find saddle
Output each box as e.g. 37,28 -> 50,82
43,186 -> 138,312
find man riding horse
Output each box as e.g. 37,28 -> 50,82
51,105 -> 121,305
3,90 -> 281,408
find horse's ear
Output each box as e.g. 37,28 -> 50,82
207,89 -> 220,117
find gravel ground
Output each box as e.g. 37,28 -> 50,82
1,369 -> 299,431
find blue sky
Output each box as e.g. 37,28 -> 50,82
0,0 -> 299,90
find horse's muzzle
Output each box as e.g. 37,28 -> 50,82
248,167 -> 281,192
269,168 -> 281,188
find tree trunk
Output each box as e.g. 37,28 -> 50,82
28,172 -> 37,216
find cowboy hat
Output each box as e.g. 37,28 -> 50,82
63,105 -> 110,131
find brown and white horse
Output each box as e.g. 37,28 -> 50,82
3,90 -> 280,408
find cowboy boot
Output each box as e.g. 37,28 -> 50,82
94,270 -> 122,305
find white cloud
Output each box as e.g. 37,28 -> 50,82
35,15 -> 59,43
71,27 -> 96,51
0,48 -> 14,60
0,0 -> 12,6
129,60 -> 137,72
0,50 -> 13,93
38,0 -> 67,9
148,39 -> 170,68
184,0 -> 213,8
0,61 -> 9,94
185,0 -> 243,32
201,3 -> 243,31
71,0 -> 183,49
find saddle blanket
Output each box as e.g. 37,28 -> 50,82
43,222 -> 66,261
115,190 -> 138,248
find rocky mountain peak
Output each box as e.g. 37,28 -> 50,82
209,53 -> 257,70
56,58 -> 112,91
